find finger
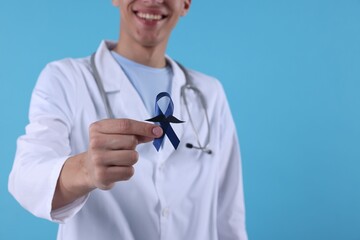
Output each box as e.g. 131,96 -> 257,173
90,119 -> 163,138
105,166 -> 135,182
91,131 -> 153,149
89,133 -> 156,152
94,166 -> 135,189
137,135 -> 156,144
98,150 -> 139,166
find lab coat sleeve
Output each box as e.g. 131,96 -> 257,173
8,61 -> 88,223
216,82 -> 248,240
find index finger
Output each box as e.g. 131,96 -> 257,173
91,118 -> 163,138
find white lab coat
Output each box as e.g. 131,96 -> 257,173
9,41 -> 248,240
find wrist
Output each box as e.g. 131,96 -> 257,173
79,152 -> 96,191
52,152 -> 95,210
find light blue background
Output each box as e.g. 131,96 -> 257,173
1,1 -> 359,239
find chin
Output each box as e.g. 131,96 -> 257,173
137,37 -> 165,48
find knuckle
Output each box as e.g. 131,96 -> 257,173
131,151 -> 139,165
119,119 -> 131,132
122,167 -> 134,180
98,183 -> 114,191
89,122 -> 101,133
89,135 -> 103,149
94,168 -> 106,182
91,152 -> 103,165
128,135 -> 139,149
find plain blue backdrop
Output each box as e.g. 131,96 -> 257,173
1,0 -> 360,239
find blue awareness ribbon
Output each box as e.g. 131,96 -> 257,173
145,92 -> 184,151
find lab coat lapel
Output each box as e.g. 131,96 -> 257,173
94,41 -> 149,121
158,57 -> 186,161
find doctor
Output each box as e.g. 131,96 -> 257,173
9,0 -> 248,239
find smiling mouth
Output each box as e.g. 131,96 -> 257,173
134,11 -> 167,21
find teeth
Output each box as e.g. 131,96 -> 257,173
137,12 -> 162,20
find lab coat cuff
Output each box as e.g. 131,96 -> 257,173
50,194 -> 89,223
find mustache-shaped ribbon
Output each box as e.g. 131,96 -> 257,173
146,92 -> 184,151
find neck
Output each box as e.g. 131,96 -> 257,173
113,36 -> 167,68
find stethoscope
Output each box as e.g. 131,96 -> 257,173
90,53 -> 213,154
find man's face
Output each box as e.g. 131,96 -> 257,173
113,0 -> 191,48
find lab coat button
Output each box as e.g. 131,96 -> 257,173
159,163 -> 165,171
161,208 -> 170,218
